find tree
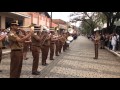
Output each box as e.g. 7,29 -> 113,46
70,12 -> 107,34
102,12 -> 120,33
81,19 -> 93,34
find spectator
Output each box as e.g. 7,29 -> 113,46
105,33 -> 109,47
100,34 -> 105,49
111,33 -> 117,51
108,34 -> 112,50
116,33 -> 119,50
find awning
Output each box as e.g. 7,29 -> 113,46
10,12 -> 31,18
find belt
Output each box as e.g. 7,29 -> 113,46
11,49 -> 22,51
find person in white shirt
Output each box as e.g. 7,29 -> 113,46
111,33 -> 117,51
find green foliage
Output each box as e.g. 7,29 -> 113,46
102,12 -> 120,33
70,12 -> 107,34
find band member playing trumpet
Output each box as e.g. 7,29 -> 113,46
8,20 -> 34,78
49,30 -> 56,60
41,30 -> 51,66
55,32 -> 59,56
31,25 -> 41,75
58,33 -> 64,54
63,32 -> 67,52
23,31 -> 31,60
93,31 -> 100,59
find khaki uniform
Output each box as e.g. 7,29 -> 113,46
0,41 -> 2,63
23,32 -> 31,53
23,39 -> 30,52
63,34 -> 67,52
31,32 -> 41,73
50,34 -> 55,60
41,34 -> 50,65
55,36 -> 59,56
94,34 -> 100,59
8,31 -> 23,78
59,35 -> 64,53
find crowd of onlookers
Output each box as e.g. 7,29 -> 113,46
87,32 -> 120,52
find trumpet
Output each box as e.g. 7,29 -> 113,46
18,26 -> 41,32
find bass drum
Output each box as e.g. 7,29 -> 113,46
67,36 -> 73,41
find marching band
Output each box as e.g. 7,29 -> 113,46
0,20 -> 76,78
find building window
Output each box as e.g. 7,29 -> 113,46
5,17 -> 14,29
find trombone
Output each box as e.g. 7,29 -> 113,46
18,25 -> 41,32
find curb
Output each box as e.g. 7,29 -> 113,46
105,47 -> 120,58
88,38 -> 120,58
2,51 -> 11,55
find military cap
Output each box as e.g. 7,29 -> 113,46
11,20 -> 19,25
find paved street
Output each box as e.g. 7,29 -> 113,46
0,36 -> 120,78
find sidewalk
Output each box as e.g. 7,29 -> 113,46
87,37 -> 120,58
105,47 -> 120,58
2,48 -> 11,55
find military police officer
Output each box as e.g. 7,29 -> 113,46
49,30 -> 56,60
93,31 -> 100,59
31,25 -> 41,75
55,32 -> 59,56
63,32 -> 67,52
8,20 -> 34,78
41,30 -> 50,66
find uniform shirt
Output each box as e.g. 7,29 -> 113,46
50,34 -> 56,44
8,31 -> 23,50
0,41 -> 2,48
59,35 -> 65,44
94,34 -> 100,44
41,34 -> 50,46
31,32 -> 41,47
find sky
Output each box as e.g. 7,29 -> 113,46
48,12 -> 80,27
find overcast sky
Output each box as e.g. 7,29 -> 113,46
48,12 -> 80,27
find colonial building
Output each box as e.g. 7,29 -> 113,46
28,12 -> 51,30
0,12 -> 51,31
0,12 -> 30,29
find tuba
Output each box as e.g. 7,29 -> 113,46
66,36 -> 73,44
68,28 -> 74,34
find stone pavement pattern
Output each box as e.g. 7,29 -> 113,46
0,36 -> 120,78
40,36 -> 120,78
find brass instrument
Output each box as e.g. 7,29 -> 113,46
18,24 -> 41,32
68,28 -> 74,34
67,36 -> 73,41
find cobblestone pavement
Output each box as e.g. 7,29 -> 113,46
0,49 -> 54,78
40,36 -> 120,78
0,36 -> 120,78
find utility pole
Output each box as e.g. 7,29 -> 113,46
51,12 -> 52,28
